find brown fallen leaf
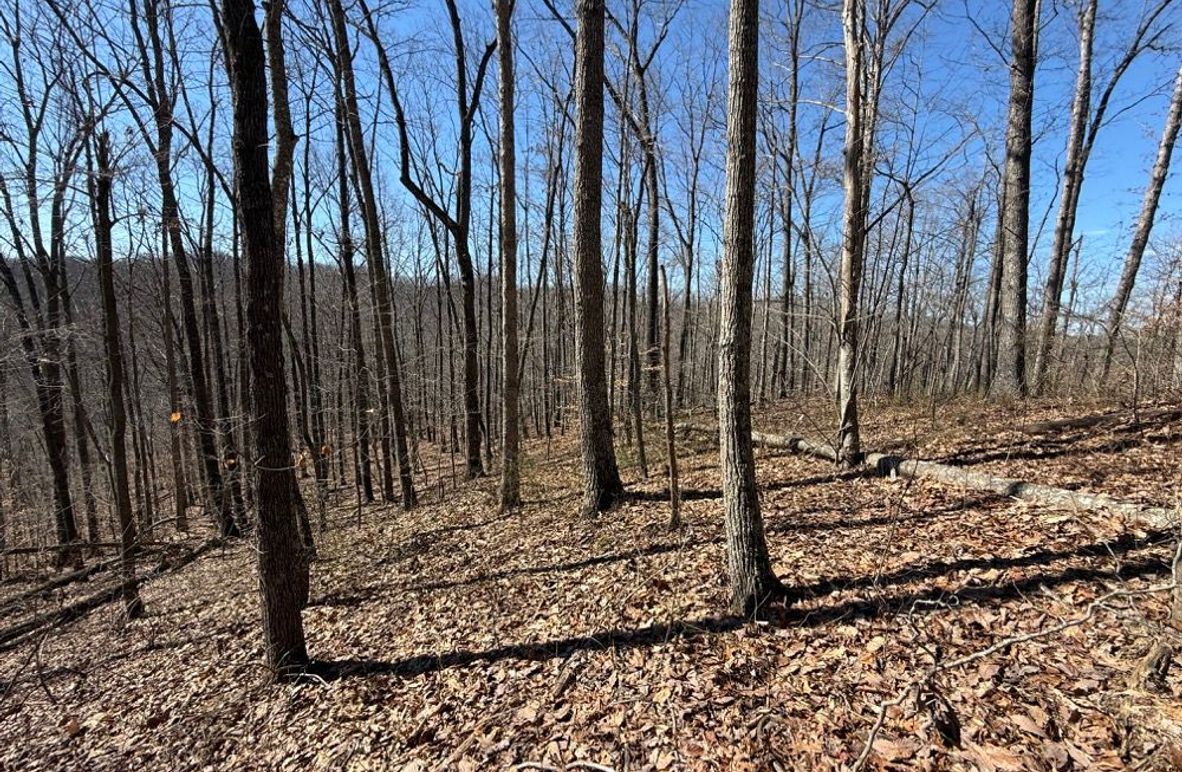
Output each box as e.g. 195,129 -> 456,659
871,735 -> 920,762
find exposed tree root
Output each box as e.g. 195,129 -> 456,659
1129,642 -> 1173,692
1101,688 -> 1182,770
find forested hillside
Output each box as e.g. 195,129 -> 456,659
1,0 -> 1181,769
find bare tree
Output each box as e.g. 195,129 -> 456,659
660,265 -> 680,530
91,131 -> 143,619
0,7 -> 85,564
496,0 -> 522,510
327,0 -> 416,509
1100,59 -> 1182,383
572,0 -> 624,514
607,0 -> 681,405
222,0 -> 309,674
718,0 -> 785,615
836,0 -> 867,465
833,0 -> 926,458
333,81 -> 375,505
356,0 -> 495,481
1033,0 -> 1176,393
992,0 -> 1038,399
1032,0 -> 1096,393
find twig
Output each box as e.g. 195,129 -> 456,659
850,688 -> 913,771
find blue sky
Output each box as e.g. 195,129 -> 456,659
916,0 -> 1181,296
1,0 -> 1180,312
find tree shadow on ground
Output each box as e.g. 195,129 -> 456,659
935,435 -> 1155,469
306,532 -> 1173,682
420,512 -> 517,540
934,412 -> 1182,470
626,468 -> 873,506
328,495 -> 1002,601
795,528 -> 1172,598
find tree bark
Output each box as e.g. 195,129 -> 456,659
265,0 -> 296,242
496,0 -> 521,511
332,86 -> 375,504
1032,0 -> 1094,392
92,131 -> 143,620
61,290 -> 99,543
993,0 -> 1038,399
223,0 -> 309,674
572,0 -> 624,514
161,251 -> 189,531
661,266 -> 680,530
836,0 -> 866,464
625,193 -> 649,477
0,361 -> 7,554
717,0 -> 784,616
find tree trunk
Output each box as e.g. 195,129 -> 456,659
643,152 -> 661,404
223,0 -> 309,674
717,0 -> 784,616
992,0 -> 1038,399
329,0 -> 416,508
61,289 -> 98,543
836,0 -> 866,465
266,0 -> 296,241
356,0 -> 489,481
496,0 -> 521,511
92,132 -> 144,620
332,92 -> 375,504
197,185 -> 246,528
1100,60 -> 1182,383
366,268 -> 396,501
572,0 -> 624,514
661,266 -> 680,530
1032,0 -> 1095,393
626,196 -> 649,477
0,361 -> 7,554
133,0 -> 237,537
161,251 -> 189,531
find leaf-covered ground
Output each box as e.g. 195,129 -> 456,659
1,399 -> 1180,771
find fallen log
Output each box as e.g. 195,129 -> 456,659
0,557 -> 123,616
1,541 -> 171,557
0,542 -> 186,616
0,538 -> 226,652
751,429 -> 840,462
678,424 -> 1179,530
863,452 -> 1178,530
677,423 -> 839,462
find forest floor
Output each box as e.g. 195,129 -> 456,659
1,397 -> 1181,771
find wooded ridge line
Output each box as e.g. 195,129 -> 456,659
677,423 -> 1179,530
